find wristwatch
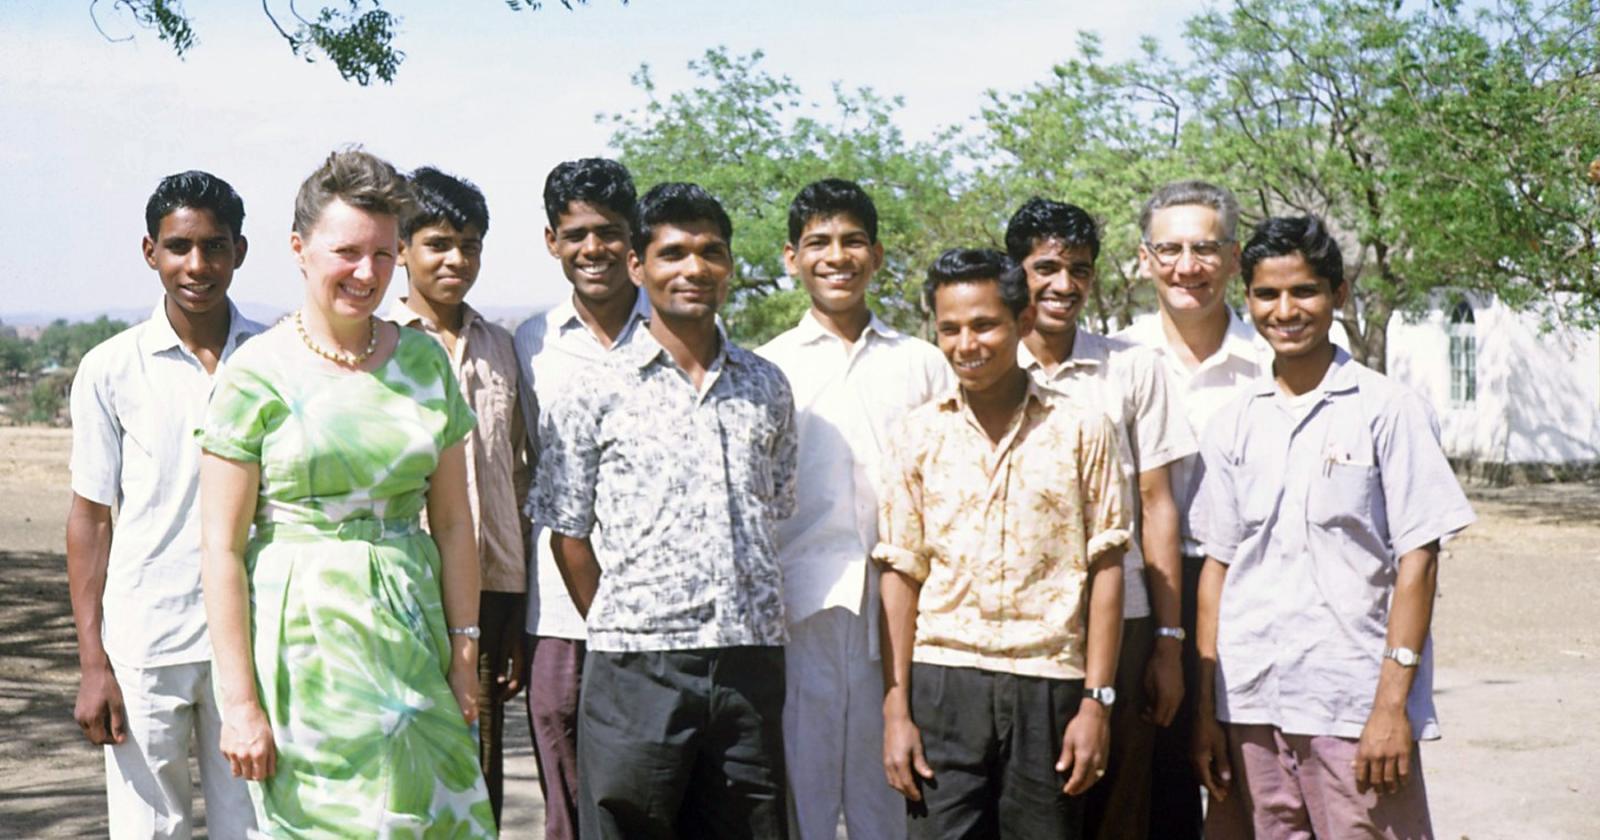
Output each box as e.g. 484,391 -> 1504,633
1084,686 -> 1117,708
1383,646 -> 1420,667
448,625 -> 482,640
1156,626 -> 1187,642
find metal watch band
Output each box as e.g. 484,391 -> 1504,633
1155,626 -> 1187,641
448,625 -> 482,640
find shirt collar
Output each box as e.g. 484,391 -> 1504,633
793,309 -> 899,346
935,373 -> 1051,415
553,289 -> 652,340
1249,345 -> 1357,397
137,298 -> 254,357
384,297 -> 483,332
1016,330 -> 1109,374
1218,307 -> 1267,365
627,321 -> 741,372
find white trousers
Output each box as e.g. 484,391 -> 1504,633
783,606 -> 906,840
104,659 -> 256,839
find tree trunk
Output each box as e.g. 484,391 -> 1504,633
1351,295 -> 1392,373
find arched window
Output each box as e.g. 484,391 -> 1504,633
1448,301 -> 1476,404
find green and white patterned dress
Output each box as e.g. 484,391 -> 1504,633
199,323 -> 496,838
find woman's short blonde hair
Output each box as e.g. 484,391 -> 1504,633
292,146 -> 413,235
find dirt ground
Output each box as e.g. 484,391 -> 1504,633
2,426 -> 1597,838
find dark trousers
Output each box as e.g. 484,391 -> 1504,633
578,646 -> 789,840
1086,617 -> 1156,840
476,591 -> 524,825
908,663 -> 1087,840
1149,556 -> 1206,840
526,635 -> 585,840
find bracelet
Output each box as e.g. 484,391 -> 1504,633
1156,626 -> 1187,642
447,625 -> 481,640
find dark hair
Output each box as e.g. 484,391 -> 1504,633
1240,215 -> 1345,291
145,170 -> 246,239
293,147 -> 413,236
1004,197 -> 1100,262
402,167 -> 489,239
543,158 -> 638,230
1138,180 -> 1240,240
922,248 -> 1027,316
787,178 -> 879,244
632,182 -> 733,256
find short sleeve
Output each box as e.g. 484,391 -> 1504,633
197,362 -> 283,464
529,381 -> 603,540
1078,413 -> 1132,560
1377,388 -> 1476,556
1124,348 -> 1198,472
1192,404 -> 1244,564
871,413 -> 931,582
438,358 -> 477,451
67,353 -> 121,505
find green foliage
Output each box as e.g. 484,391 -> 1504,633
27,378 -> 65,424
31,317 -> 128,370
0,334 -> 30,379
605,48 -> 963,345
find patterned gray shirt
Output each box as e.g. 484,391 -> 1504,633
532,326 -> 799,652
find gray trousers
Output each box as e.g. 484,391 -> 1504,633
908,663 -> 1087,840
578,646 -> 789,840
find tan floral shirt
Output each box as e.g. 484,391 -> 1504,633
873,380 -> 1129,680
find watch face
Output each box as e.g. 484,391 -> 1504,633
1388,647 -> 1419,667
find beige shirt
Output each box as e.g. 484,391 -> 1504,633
873,381 -> 1129,680
1018,332 -> 1196,620
387,299 -> 529,593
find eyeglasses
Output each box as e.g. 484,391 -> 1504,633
1143,239 -> 1233,266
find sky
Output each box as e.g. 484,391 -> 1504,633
0,0 -> 1198,324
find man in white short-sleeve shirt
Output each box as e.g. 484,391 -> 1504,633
67,171 -> 264,838
512,157 -> 645,840
756,179 -> 952,840
1006,197 -> 1196,840
1191,215 -> 1473,838
1112,180 -> 1269,836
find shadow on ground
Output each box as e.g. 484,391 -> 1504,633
1466,481 -> 1600,528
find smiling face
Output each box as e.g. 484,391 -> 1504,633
1140,204 -> 1239,319
1246,252 -> 1346,360
629,219 -> 732,326
1020,238 -> 1094,335
143,206 -> 246,316
784,212 -> 883,319
400,221 -> 482,308
932,279 -> 1034,396
546,200 -> 634,307
291,198 -> 399,323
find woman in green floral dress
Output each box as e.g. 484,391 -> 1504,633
198,148 -> 496,837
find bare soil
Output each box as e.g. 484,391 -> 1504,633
2,427 -> 1596,838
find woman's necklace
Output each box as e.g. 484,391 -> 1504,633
295,310 -> 378,367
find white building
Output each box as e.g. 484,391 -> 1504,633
1386,294 -> 1600,482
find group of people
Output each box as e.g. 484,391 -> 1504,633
67,145 -> 1474,840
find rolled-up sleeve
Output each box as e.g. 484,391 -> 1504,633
871,416 -> 929,582
1078,413 -> 1131,559
529,386 -> 601,540
1378,389 -> 1476,556
1193,404 -> 1244,564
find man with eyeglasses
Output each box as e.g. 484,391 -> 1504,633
1114,180 -> 1269,838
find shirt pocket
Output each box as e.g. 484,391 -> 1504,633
1307,446 -> 1380,534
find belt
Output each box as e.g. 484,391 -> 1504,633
254,517 -> 420,543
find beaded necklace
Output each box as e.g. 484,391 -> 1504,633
295,310 -> 378,367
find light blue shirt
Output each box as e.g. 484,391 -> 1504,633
1194,348 -> 1475,740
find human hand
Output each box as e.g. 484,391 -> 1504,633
883,713 -> 934,801
1057,700 -> 1110,795
494,627 -> 527,704
1143,642 -> 1185,727
1355,703 -> 1414,794
1192,714 -> 1233,802
449,652 -> 480,725
74,663 -> 127,746
220,702 -> 276,781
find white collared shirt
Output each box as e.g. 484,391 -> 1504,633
514,291 -> 652,639
68,299 -> 265,667
1116,309 -> 1270,554
1018,331 -> 1197,619
757,310 -> 953,624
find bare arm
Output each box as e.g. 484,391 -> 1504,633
426,441 -> 482,724
1192,557 -> 1233,802
550,533 -> 602,619
1138,464 -> 1186,727
1059,548 -> 1124,795
1355,542 -> 1439,794
199,452 -> 275,781
879,567 -> 932,801
66,494 -> 124,746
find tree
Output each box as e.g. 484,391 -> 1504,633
604,48 -> 965,345
31,316 -> 129,369
1184,0 -> 1600,369
90,0 -> 621,85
